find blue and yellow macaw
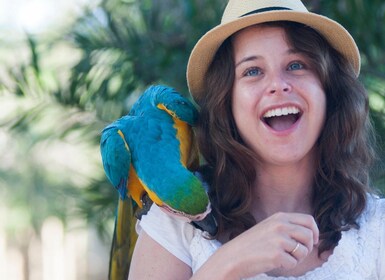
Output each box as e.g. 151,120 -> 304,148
100,85 -> 216,280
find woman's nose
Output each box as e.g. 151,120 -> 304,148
268,73 -> 291,94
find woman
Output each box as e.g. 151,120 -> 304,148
129,0 -> 385,279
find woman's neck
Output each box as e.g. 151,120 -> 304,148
251,159 -> 316,222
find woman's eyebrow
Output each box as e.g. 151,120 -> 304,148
235,55 -> 262,68
286,48 -> 303,55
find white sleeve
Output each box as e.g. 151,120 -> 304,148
378,199 -> 385,278
136,204 -> 195,267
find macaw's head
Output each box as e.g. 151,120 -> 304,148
150,85 -> 199,126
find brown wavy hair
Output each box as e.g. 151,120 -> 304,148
195,21 -> 376,254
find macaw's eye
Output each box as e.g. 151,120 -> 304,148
288,62 -> 304,71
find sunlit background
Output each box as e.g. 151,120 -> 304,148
0,1 -> 111,279
0,0 -> 92,33
0,0 -> 384,279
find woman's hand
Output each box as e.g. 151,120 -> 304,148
192,212 -> 319,280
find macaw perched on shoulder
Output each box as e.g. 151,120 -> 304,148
100,85 -> 216,280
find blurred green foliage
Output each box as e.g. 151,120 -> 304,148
0,0 -> 384,255
66,0 -> 225,122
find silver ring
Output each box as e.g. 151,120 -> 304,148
290,242 -> 300,255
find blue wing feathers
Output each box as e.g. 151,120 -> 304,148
101,123 -> 132,199
101,85 -> 208,214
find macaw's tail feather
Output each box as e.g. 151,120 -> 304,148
108,198 -> 138,280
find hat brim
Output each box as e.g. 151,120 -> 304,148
187,10 -> 360,99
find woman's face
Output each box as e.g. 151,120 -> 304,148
231,26 -> 326,167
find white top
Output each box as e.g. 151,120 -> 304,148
137,196 -> 385,279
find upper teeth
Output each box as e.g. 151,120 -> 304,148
263,106 -> 300,118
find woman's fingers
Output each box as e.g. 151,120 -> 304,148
271,212 -> 319,251
287,213 -> 320,245
220,212 -> 320,278
288,240 -> 309,260
285,222 -> 317,254
264,212 -> 319,263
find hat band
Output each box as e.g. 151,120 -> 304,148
241,7 -> 292,17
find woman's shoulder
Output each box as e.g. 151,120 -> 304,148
358,194 -> 385,278
355,195 -> 385,241
354,195 -> 385,259
360,194 -> 385,224
373,195 -> 385,212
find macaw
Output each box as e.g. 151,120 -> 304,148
100,85 -> 216,280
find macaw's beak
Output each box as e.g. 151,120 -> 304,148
191,212 -> 218,236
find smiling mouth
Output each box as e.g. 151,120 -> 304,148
262,106 -> 302,131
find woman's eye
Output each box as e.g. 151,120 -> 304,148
288,62 -> 304,71
244,67 -> 261,76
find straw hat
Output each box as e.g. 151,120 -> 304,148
187,0 -> 360,99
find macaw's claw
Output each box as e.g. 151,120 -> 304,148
135,194 -> 153,220
191,212 -> 218,236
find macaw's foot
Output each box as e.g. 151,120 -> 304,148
191,212 -> 218,236
135,194 -> 153,220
